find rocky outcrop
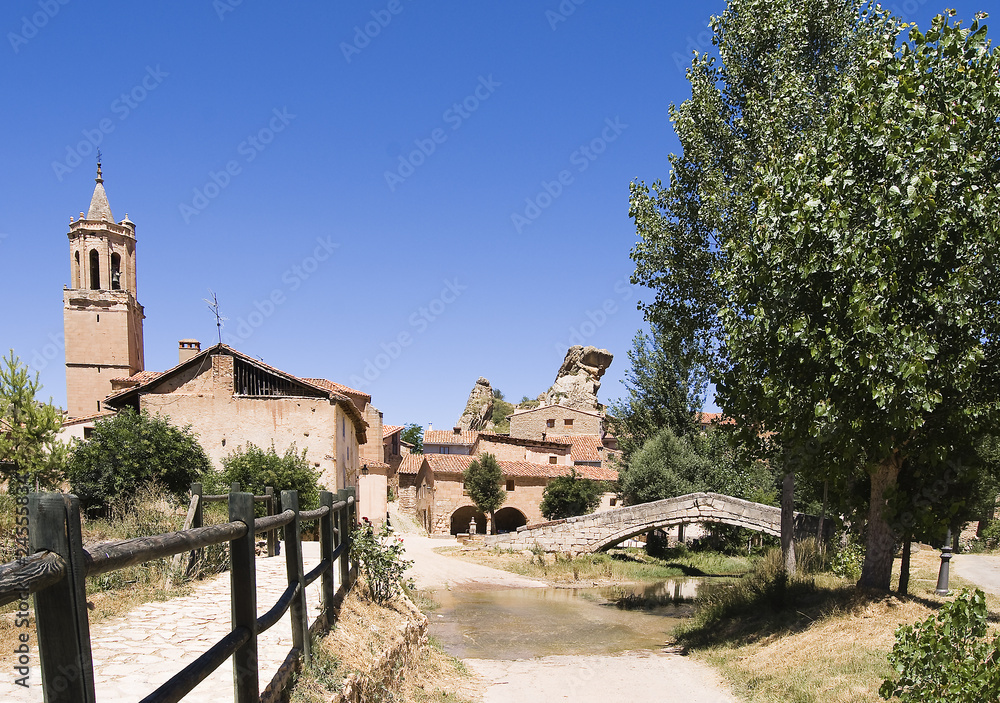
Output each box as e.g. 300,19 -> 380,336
542,345 -> 613,412
456,376 -> 494,431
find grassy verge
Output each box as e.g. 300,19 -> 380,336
291,585 -> 481,703
674,547 -> 1000,703
437,545 -> 755,584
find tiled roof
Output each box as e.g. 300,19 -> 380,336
423,454 -> 617,481
475,432 -> 570,449
546,434 -> 604,463
382,424 -> 403,439
424,429 -> 477,446
398,453 -> 423,475
62,410 -> 116,427
109,370 -> 164,384
300,378 -> 371,404
697,412 -> 734,426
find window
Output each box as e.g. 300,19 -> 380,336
546,419 -> 555,428
462,483 -> 469,496
564,419 -> 573,427
74,251 -> 81,288
83,427 -> 93,439
610,497 -> 617,506
549,456 -> 557,464
506,480 -> 515,491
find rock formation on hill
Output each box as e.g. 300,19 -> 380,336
541,345 -> 614,412
456,376 -> 494,431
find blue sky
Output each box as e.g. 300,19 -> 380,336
2,0 -> 994,430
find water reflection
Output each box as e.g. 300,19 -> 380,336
429,579 -> 714,660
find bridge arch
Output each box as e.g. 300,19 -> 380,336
483,492 -> 825,553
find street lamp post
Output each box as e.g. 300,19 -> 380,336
934,528 -> 953,596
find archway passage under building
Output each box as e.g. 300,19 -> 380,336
494,506 -> 527,534
450,505 -> 487,535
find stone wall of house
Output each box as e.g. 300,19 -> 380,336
509,405 -> 602,440
138,355 -> 359,492
419,472 -> 549,535
359,404 -> 383,464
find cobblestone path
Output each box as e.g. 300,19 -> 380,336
5,542 -> 326,702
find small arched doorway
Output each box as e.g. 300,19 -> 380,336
450,505 -> 486,535
494,507 -> 527,533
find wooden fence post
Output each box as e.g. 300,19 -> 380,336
265,487 -> 276,557
337,489 -> 351,591
318,491 -> 335,622
30,492 -> 97,703
229,488 -> 259,703
345,487 -> 357,585
280,490 -> 310,665
187,482 -> 204,576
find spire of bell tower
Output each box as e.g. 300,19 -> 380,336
86,160 -> 114,222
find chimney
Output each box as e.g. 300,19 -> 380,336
453,426 -> 461,435
428,422 -> 433,432
178,339 -> 201,364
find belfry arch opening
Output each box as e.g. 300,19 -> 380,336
74,251 -> 81,288
110,253 -> 121,290
89,249 -> 100,290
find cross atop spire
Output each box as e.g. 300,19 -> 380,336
87,159 -> 113,222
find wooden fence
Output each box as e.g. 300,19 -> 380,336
0,483 -> 358,703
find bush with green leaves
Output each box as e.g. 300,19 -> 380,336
351,520 -> 412,604
880,588 -> 1000,702
203,442 -> 321,511
68,408 -> 211,516
830,542 -> 865,581
540,468 -> 604,520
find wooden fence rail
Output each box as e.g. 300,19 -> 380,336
0,483 -> 358,703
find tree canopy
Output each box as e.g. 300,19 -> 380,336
67,408 -> 211,516
400,423 -> 423,454
0,350 -> 67,489
463,453 -> 505,534
630,0 -> 1000,588
540,468 -> 604,520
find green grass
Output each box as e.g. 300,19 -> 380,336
442,544 -> 756,584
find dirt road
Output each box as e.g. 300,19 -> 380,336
952,554 -> 1000,595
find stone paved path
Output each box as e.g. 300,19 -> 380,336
4,542 -> 327,702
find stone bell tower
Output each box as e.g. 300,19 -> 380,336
63,162 -> 145,418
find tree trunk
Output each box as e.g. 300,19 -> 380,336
781,471 -> 796,575
858,454 -> 901,590
817,480 -> 828,544
898,534 -> 911,596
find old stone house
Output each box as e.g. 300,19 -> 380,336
413,452 -> 617,535
508,403 -> 604,439
103,344 -> 368,494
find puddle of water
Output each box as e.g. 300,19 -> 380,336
429,579 -> 715,660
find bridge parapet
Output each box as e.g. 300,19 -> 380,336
483,492 -> 827,553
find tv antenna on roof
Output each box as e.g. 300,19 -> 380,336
203,289 -> 227,345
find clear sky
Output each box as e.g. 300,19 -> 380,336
2,0 -> 994,430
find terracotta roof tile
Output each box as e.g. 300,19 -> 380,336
398,453 -> 423,475
62,410 -> 117,427
424,429 -> 477,446
301,378 -> 371,404
382,424 -> 403,439
109,370 -> 164,384
474,432 -> 571,449
546,434 -> 603,463
423,454 -> 617,481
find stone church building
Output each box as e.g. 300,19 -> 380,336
59,165 -> 385,513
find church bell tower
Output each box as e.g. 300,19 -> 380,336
63,162 -> 145,418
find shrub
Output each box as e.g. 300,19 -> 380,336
831,542 -> 865,580
204,443 -> 321,511
540,468 -> 603,520
351,520 -> 412,604
880,588 -> 1000,702
68,408 -> 211,516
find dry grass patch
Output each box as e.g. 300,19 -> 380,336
291,584 -> 483,703
682,546 -> 1000,703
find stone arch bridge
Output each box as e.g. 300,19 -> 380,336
482,492 -> 826,553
